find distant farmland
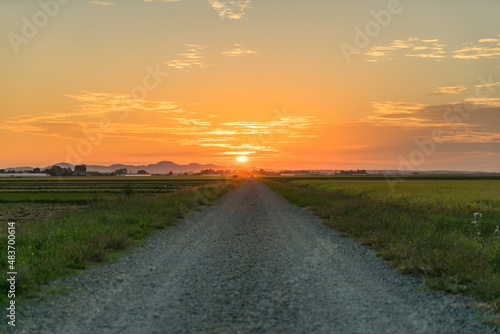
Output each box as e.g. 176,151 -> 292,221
0,176 -> 231,221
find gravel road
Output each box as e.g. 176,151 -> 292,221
13,179 -> 499,333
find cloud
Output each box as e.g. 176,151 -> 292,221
89,1 -> 115,5
364,38 -> 446,62
362,98 -> 500,144
0,92 -> 322,161
464,97 -> 500,108
165,44 -> 208,70
431,85 -> 467,95
221,44 -> 257,57
207,0 -> 252,20
364,36 -> 500,62
452,36 -> 500,59
141,0 -> 251,20
363,101 -> 429,126
475,81 -> 500,89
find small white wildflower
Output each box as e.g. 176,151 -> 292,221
471,221 -> 478,225
495,226 -> 500,234
473,212 -> 482,219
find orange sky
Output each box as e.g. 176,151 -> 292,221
1,0 -> 500,171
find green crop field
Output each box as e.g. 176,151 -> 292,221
261,175 -> 500,315
0,176 -> 240,304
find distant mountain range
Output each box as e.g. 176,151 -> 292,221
4,161 -> 239,174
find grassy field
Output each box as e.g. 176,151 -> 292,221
0,176 -> 240,304
261,175 -> 500,313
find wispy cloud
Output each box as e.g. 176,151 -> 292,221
452,36 -> 500,59
141,0 -> 251,19
165,44 -> 208,70
207,0 -> 252,20
362,99 -> 500,144
364,36 -> 500,62
221,44 -> 257,57
464,97 -> 500,108
363,101 -> 429,126
365,38 -> 446,62
0,92 -> 322,160
430,85 -> 467,95
89,1 -> 115,5
143,0 -> 183,2
476,81 -> 500,89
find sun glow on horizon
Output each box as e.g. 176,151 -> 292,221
237,156 -> 248,162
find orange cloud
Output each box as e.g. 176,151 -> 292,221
452,36 -> 500,59
364,36 -> 500,62
89,1 -> 115,5
365,38 -> 446,62
431,85 -> 467,95
0,92 -> 323,163
165,44 -> 208,70
221,44 -> 257,57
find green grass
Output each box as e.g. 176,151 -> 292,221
261,176 -> 500,311
0,177 -> 240,305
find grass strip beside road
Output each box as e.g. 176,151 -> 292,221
261,177 -> 500,314
0,179 -> 240,304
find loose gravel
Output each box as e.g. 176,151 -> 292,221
9,179 -> 499,333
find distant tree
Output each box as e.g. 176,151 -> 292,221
33,167 -> 41,173
51,166 -> 63,176
44,165 -> 74,177
168,171 -> 174,176
137,170 -> 148,174
74,164 -> 87,174
114,168 -> 127,175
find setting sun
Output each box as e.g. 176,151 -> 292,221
237,156 -> 248,162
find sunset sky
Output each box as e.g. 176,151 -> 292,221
1,0 -> 500,171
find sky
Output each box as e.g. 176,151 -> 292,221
1,0 -> 500,171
